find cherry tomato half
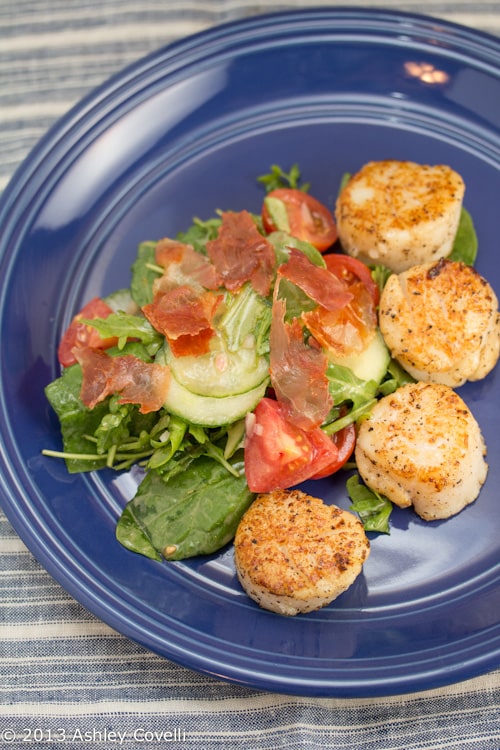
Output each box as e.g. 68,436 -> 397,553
324,253 -> 380,306
262,188 -> 338,252
244,397 -> 343,493
310,423 -> 356,479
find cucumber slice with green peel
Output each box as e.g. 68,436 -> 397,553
163,374 -> 269,426
328,330 -> 390,384
165,343 -> 269,398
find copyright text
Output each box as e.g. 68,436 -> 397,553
1,727 -> 187,744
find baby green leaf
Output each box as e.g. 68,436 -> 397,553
347,474 -> 393,534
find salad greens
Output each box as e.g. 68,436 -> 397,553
116,454 -> 254,561
257,162 -> 310,193
448,206 -> 478,265
347,475 -> 393,535
43,164 -> 479,562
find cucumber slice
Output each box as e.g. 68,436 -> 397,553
328,330 -> 390,383
165,343 -> 269,397
164,374 -> 268,426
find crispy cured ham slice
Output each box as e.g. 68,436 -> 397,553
75,349 -> 170,414
302,281 -> 376,357
57,297 -> 118,367
142,285 -> 222,357
270,297 -> 332,430
206,211 -> 276,297
278,249 -> 353,311
154,238 -> 220,292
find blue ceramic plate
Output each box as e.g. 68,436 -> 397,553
0,8 -> 499,697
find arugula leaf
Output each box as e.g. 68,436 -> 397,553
130,241 -> 159,307
323,364 -> 378,433
346,474 -> 393,534
94,399 -> 134,455
378,359 -> 415,397
81,312 -> 163,352
370,263 -> 393,294
44,366 -> 179,472
217,283 -> 272,355
338,171 -> 352,195
276,279 -> 318,322
147,414 -> 188,470
105,340 -> 159,362
257,163 -> 310,193
116,453 -> 255,560
176,216 -> 222,254
267,231 -> 326,268
447,207 -> 478,265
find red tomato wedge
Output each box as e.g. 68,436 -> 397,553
58,297 -> 117,368
309,423 -> 356,479
244,397 -> 342,493
262,188 -> 338,251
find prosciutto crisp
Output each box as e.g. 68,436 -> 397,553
269,296 -> 332,430
206,211 -> 275,297
75,348 -> 170,414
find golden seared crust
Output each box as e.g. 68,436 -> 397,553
335,160 -> 464,273
379,259 -> 500,386
355,382 -> 488,521
234,489 -> 370,616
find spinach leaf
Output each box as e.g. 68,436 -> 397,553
44,366 -> 169,471
44,365 -> 111,472
116,453 -> 255,560
347,474 -> 392,534
116,504 -> 162,562
448,207 -> 478,265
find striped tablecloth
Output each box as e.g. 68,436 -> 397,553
1,2 -> 500,748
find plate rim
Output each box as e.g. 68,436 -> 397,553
1,6 -> 500,697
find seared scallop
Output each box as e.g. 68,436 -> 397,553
379,259 -> 500,386
335,160 -> 465,272
234,489 -> 370,616
355,382 -> 488,521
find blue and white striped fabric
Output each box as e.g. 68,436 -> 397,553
1,2 -> 500,748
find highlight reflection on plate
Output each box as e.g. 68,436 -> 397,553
0,8 -> 499,697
